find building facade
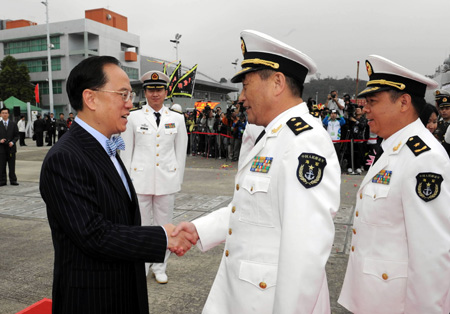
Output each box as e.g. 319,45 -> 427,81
0,8 -> 237,115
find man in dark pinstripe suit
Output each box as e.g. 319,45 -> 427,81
40,56 -> 194,314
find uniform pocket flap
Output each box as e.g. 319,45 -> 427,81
242,175 -> 270,195
363,258 -> 408,281
164,128 -> 178,135
239,260 -> 278,290
364,184 -> 390,200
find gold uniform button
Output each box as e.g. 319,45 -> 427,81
156,163 -> 159,166
225,250 -> 229,257
134,168 -> 137,171
157,144 -> 160,147
382,273 -> 388,280
373,194 -> 376,198
259,282 -> 267,289
157,134 -> 160,137
156,153 -> 159,157
356,211 -> 359,217
229,228 -> 232,235
143,131 -> 145,134
351,246 -> 355,252
360,193 -> 363,199
236,184 -> 240,191
250,186 -> 253,192
352,228 -> 356,235
232,206 -> 236,213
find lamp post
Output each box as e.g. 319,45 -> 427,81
170,33 -> 182,61
41,0 -> 54,114
231,59 -> 239,100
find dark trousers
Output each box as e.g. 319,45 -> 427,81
19,132 -> 26,146
0,151 -> 17,184
35,131 -> 44,147
47,131 -> 55,145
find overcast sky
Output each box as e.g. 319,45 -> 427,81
5,0 -> 450,82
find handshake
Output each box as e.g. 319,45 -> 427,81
164,222 -> 199,257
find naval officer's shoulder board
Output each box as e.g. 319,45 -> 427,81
406,135 -> 430,156
286,117 -> 313,135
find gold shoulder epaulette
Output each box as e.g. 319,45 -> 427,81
169,108 -> 183,115
130,105 -> 142,112
406,135 -> 430,156
286,117 -> 313,135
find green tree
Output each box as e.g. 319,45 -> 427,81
0,55 -> 34,102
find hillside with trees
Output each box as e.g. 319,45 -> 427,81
303,76 -> 367,103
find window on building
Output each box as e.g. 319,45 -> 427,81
209,92 -> 223,101
4,36 -> 60,54
20,58 -> 61,72
37,81 -> 63,95
121,66 -> 139,79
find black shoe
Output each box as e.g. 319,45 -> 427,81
10,182 -> 19,186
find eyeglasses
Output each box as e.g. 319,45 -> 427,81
94,89 -> 136,103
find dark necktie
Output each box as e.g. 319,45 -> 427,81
254,130 -> 266,145
3,121 -> 7,130
154,112 -> 161,127
373,145 -> 384,165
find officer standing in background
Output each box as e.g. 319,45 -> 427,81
338,55 -> 450,314
121,71 -> 188,284
433,89 -> 450,156
173,30 -> 341,313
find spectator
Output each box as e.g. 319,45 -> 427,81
433,89 -> 450,156
17,115 -> 27,146
48,113 -> 56,145
419,103 -> 439,134
325,90 -> 345,116
347,106 -> 369,174
66,112 -> 74,129
33,114 -> 45,147
55,113 -> 67,140
231,113 -> 246,161
0,107 -> 19,186
200,106 -> 215,157
323,109 -> 346,157
221,107 -> 238,160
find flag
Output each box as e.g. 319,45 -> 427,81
171,64 -> 198,98
35,84 -> 39,104
167,62 -> 182,98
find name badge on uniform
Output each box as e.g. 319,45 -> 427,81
165,123 -> 176,129
372,170 -> 392,185
250,156 -> 273,173
140,123 -> 149,131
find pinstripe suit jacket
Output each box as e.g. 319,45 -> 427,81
40,122 -> 167,314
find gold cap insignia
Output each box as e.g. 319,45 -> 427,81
151,73 -> 159,80
366,60 -> 373,77
241,39 -> 246,56
444,98 -> 448,102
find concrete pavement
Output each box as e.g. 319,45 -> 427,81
0,142 -> 363,313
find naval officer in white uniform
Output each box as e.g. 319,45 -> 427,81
338,55 -> 450,314
121,70 -> 188,284
173,30 -> 341,314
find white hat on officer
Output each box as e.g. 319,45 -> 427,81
358,55 -> 438,98
231,30 -> 317,84
140,70 -> 170,89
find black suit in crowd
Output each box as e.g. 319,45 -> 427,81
40,122 -> 167,314
0,119 -> 19,185
33,117 -> 46,147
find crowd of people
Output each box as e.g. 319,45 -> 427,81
184,102 -> 247,161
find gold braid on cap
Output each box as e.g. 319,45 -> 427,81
242,58 -> 280,69
367,79 -> 406,90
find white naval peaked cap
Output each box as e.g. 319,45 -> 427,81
170,103 -> 183,114
140,70 -> 170,89
231,30 -> 317,84
358,55 -> 438,98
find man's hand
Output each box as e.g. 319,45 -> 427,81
163,223 -> 195,257
172,222 -> 199,245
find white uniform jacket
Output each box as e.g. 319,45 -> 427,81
193,103 -> 341,314
338,119 -> 450,314
121,104 -> 188,195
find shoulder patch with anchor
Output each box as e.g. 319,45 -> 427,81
406,136 -> 430,156
286,117 -> 313,135
416,172 -> 443,202
297,153 -> 327,189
